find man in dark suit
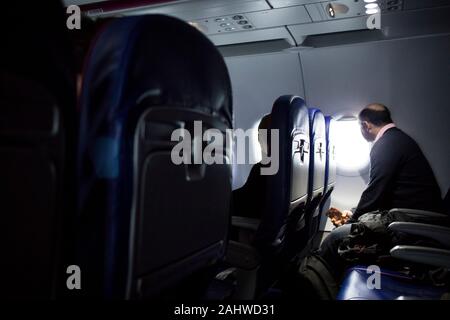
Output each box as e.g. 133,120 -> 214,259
232,113 -> 271,219
319,103 -> 444,277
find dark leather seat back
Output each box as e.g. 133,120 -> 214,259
324,117 -> 337,192
0,2 -> 76,298
307,108 -> 326,241
77,15 -> 232,299
318,116 -> 337,231
256,95 -> 310,255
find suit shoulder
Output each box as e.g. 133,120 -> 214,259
374,128 -> 419,155
378,128 -> 414,145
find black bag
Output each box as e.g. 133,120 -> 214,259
286,254 -> 338,300
338,210 -> 449,264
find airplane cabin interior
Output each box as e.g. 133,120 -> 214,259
1,0 -> 450,309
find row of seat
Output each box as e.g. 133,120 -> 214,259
227,95 -> 337,299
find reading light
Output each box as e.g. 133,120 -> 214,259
365,3 -> 379,9
364,0 -> 377,2
327,4 -> 336,18
250,119 -> 263,164
365,8 -> 380,14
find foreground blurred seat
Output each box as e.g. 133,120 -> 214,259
0,2 -> 77,299
76,15 -> 233,299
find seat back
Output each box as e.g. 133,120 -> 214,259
256,95 -> 310,254
318,116 -> 337,231
307,108 -> 326,241
324,117 -> 337,192
444,188 -> 450,214
0,3 -> 76,298
77,15 -> 233,299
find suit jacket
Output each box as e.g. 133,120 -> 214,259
232,162 -> 266,219
352,127 -> 444,220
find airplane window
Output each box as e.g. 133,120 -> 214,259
334,117 -> 371,176
250,118 -> 263,163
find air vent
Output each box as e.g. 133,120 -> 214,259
189,14 -> 254,35
86,8 -> 104,16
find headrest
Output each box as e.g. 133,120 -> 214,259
271,96 -> 309,134
308,108 -> 326,139
325,116 -> 332,132
325,116 -> 336,141
325,116 -> 337,184
81,15 -> 232,127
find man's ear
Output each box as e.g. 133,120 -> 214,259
362,121 -> 371,132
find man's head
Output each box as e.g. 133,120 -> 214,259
258,113 -> 272,156
358,103 -> 393,142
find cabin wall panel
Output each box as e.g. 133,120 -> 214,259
225,52 -> 305,189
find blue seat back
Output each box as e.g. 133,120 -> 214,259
324,116 -> 337,192
318,116 -> 337,231
256,95 -> 310,254
77,15 -> 233,299
307,108 -> 326,241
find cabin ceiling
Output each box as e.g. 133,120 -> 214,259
63,0 -> 450,47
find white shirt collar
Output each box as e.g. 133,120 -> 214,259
374,123 -> 396,143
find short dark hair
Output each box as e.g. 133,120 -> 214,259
258,113 -> 271,131
358,104 -> 393,126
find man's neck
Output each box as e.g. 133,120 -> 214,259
374,123 -> 396,143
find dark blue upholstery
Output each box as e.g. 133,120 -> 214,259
337,266 -> 446,300
307,108 -> 326,241
77,15 -> 232,299
256,95 -> 310,255
248,95 -> 310,296
324,117 -> 337,195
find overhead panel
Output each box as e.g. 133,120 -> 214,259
319,0 -> 366,20
79,0 -> 447,48
209,27 -> 296,46
189,14 -> 256,35
305,3 -> 328,22
268,0 -> 325,8
287,15 -> 368,43
118,0 -> 270,20
246,6 -> 312,28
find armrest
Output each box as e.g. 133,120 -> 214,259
390,245 -> 450,268
225,240 -> 261,270
389,208 -> 448,221
388,222 -> 450,248
231,216 -> 260,231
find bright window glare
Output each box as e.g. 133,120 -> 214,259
334,119 -> 371,174
251,119 -> 262,163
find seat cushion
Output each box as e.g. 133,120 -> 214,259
337,266 -> 446,300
